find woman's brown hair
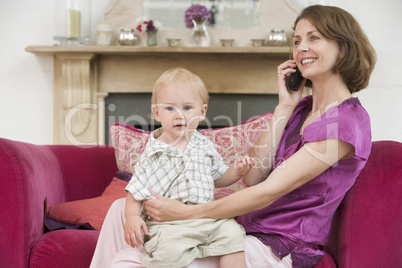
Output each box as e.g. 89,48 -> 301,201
293,5 -> 376,93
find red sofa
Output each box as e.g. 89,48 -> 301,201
0,137 -> 401,268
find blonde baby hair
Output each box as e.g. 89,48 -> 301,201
151,67 -> 209,105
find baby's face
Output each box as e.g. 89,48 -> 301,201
152,83 -> 207,143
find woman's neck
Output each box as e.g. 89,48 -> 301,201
299,78 -> 352,136
310,76 -> 352,114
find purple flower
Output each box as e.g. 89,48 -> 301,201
136,18 -> 162,32
184,4 -> 211,28
146,20 -> 156,32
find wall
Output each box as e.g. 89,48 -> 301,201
0,0 -> 401,144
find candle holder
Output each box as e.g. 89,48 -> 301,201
54,0 -> 91,45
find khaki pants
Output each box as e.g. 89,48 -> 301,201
90,198 -> 292,268
142,218 -> 245,268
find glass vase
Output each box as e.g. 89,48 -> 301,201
190,19 -> 211,47
147,30 -> 158,46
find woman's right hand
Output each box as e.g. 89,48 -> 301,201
276,60 -> 305,109
143,189 -> 194,222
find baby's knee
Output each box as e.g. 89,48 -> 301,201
221,219 -> 246,240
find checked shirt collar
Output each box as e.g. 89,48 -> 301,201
144,128 -> 208,158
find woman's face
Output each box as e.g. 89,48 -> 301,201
292,18 -> 340,83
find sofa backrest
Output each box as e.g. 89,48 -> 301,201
47,145 -> 118,201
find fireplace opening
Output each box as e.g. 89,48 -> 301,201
105,93 -> 278,145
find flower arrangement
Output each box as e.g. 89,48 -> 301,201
135,17 -> 162,32
184,4 -> 211,28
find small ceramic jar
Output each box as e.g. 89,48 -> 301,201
267,29 -> 287,46
220,39 -> 235,47
251,39 -> 265,47
167,38 -> 181,47
96,24 -> 114,45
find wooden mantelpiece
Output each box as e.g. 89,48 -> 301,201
26,45 -> 291,54
26,45 -> 291,145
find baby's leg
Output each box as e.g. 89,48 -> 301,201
203,219 -> 246,268
185,256 -> 219,268
142,220 -> 206,267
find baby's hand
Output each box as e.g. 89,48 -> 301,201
234,155 -> 257,177
124,215 -> 149,248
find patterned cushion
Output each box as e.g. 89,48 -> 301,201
109,112 -> 272,198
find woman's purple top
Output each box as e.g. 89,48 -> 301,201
236,96 -> 372,267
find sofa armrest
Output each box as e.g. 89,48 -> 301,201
0,138 -> 66,267
328,140 -> 402,267
0,138 -> 118,268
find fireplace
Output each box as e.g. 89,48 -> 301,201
104,93 -> 278,145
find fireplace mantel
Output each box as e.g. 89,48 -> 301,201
26,45 -> 294,145
26,45 -> 290,55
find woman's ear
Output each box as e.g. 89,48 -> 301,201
151,104 -> 161,122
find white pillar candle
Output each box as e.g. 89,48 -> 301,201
67,9 -> 81,38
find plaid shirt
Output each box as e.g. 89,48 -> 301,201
125,129 -> 229,204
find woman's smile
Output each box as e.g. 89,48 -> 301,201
301,57 -> 317,65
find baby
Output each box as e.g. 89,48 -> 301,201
124,67 -> 255,268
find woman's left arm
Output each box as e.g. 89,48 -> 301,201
144,138 -> 354,221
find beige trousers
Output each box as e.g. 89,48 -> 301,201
90,198 -> 292,268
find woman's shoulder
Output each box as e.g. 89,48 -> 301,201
331,97 -> 370,122
308,97 -> 370,132
305,97 -> 372,159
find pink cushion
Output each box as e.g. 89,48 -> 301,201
29,229 -> 99,268
47,177 -> 128,231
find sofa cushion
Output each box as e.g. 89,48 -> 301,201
47,177 -> 128,231
313,252 -> 336,268
29,229 -> 99,268
110,112 -> 272,198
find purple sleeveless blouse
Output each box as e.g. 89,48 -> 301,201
236,96 -> 372,267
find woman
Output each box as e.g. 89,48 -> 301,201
91,5 -> 376,267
